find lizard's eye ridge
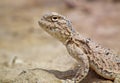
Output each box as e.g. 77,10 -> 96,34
51,16 -> 58,22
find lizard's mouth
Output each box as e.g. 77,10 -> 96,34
38,17 -> 51,27
38,17 -> 56,31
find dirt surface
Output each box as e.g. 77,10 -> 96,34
0,0 -> 120,83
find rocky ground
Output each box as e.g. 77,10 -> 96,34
0,0 -> 120,83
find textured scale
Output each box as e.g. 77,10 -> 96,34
38,12 -> 120,83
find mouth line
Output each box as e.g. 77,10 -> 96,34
38,18 -> 46,26
38,19 -> 52,29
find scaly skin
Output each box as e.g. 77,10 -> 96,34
38,12 -> 120,83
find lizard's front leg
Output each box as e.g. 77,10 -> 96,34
66,43 -> 89,83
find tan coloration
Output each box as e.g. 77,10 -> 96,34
38,12 -> 120,83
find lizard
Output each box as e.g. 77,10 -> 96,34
38,12 -> 120,83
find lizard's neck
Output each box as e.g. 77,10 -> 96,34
63,31 -> 78,45
63,31 -> 87,46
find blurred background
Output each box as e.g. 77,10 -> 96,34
0,0 -> 120,83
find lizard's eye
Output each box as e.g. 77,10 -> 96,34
51,16 -> 58,22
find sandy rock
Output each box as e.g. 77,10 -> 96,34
13,69 -> 62,83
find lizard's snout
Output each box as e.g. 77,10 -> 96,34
38,17 -> 44,25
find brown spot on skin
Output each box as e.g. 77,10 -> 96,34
96,46 -> 99,48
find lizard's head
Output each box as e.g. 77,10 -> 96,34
38,12 -> 75,44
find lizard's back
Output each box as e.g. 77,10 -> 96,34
74,34 -> 120,80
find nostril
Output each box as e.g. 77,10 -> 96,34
41,18 -> 44,20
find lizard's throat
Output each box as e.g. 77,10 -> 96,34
50,32 -> 72,45
48,29 -> 75,45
